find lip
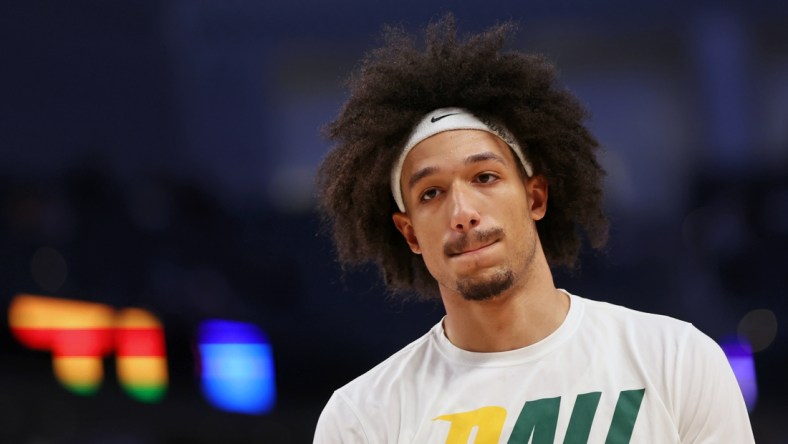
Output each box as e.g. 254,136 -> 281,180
449,240 -> 499,257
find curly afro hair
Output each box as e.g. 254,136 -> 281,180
316,14 -> 608,300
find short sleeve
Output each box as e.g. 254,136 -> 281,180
313,391 -> 369,444
674,326 -> 755,443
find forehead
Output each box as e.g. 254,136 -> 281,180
401,129 -> 516,172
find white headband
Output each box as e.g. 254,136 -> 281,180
390,107 -> 533,212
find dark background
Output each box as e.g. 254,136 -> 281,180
1,1 -> 786,442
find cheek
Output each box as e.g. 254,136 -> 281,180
501,189 -> 530,219
411,226 -> 446,269
414,226 -> 441,257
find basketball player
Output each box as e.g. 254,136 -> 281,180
313,15 -> 754,443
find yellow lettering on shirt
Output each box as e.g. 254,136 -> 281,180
434,406 -> 507,444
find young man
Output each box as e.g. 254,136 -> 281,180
313,16 -> 754,443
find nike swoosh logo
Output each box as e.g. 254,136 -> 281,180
431,113 -> 459,123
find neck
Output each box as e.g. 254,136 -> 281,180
439,254 -> 569,353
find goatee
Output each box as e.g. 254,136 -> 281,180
456,268 -> 515,301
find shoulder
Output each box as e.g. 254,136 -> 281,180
572,294 -> 722,377
314,324 -> 439,443
337,324 -> 436,398
573,294 -> 753,442
577,295 -> 697,344
313,391 -> 368,444
580,296 -> 691,330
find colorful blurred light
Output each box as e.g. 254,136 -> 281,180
198,320 -> 276,415
115,308 -> 169,403
8,294 -> 167,402
9,295 -> 114,395
721,338 -> 758,412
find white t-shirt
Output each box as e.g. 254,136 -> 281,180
314,293 -> 754,443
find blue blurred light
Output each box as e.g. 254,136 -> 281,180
198,320 -> 276,414
721,337 -> 757,412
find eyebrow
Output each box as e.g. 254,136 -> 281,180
406,151 -> 508,191
464,152 -> 507,166
407,166 -> 438,191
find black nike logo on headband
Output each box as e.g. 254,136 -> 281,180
431,112 -> 459,123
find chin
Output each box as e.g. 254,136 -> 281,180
456,269 -> 515,301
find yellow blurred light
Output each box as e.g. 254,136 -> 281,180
117,357 -> 168,384
115,307 -> 162,328
9,294 -> 114,329
53,356 -> 104,385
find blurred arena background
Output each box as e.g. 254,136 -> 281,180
1,1 -> 786,442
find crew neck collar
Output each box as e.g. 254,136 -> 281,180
431,291 -> 584,367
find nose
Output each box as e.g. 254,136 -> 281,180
449,184 -> 480,233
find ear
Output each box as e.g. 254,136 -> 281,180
392,212 -> 421,254
525,175 -> 548,221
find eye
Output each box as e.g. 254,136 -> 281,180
476,172 -> 499,184
420,188 -> 441,202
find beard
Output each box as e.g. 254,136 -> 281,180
442,227 -> 515,301
456,267 -> 515,301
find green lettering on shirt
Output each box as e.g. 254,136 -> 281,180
604,389 -> 646,444
507,396 -> 561,443
436,389 -> 645,444
563,392 -> 602,444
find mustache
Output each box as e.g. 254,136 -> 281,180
444,227 -> 504,256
